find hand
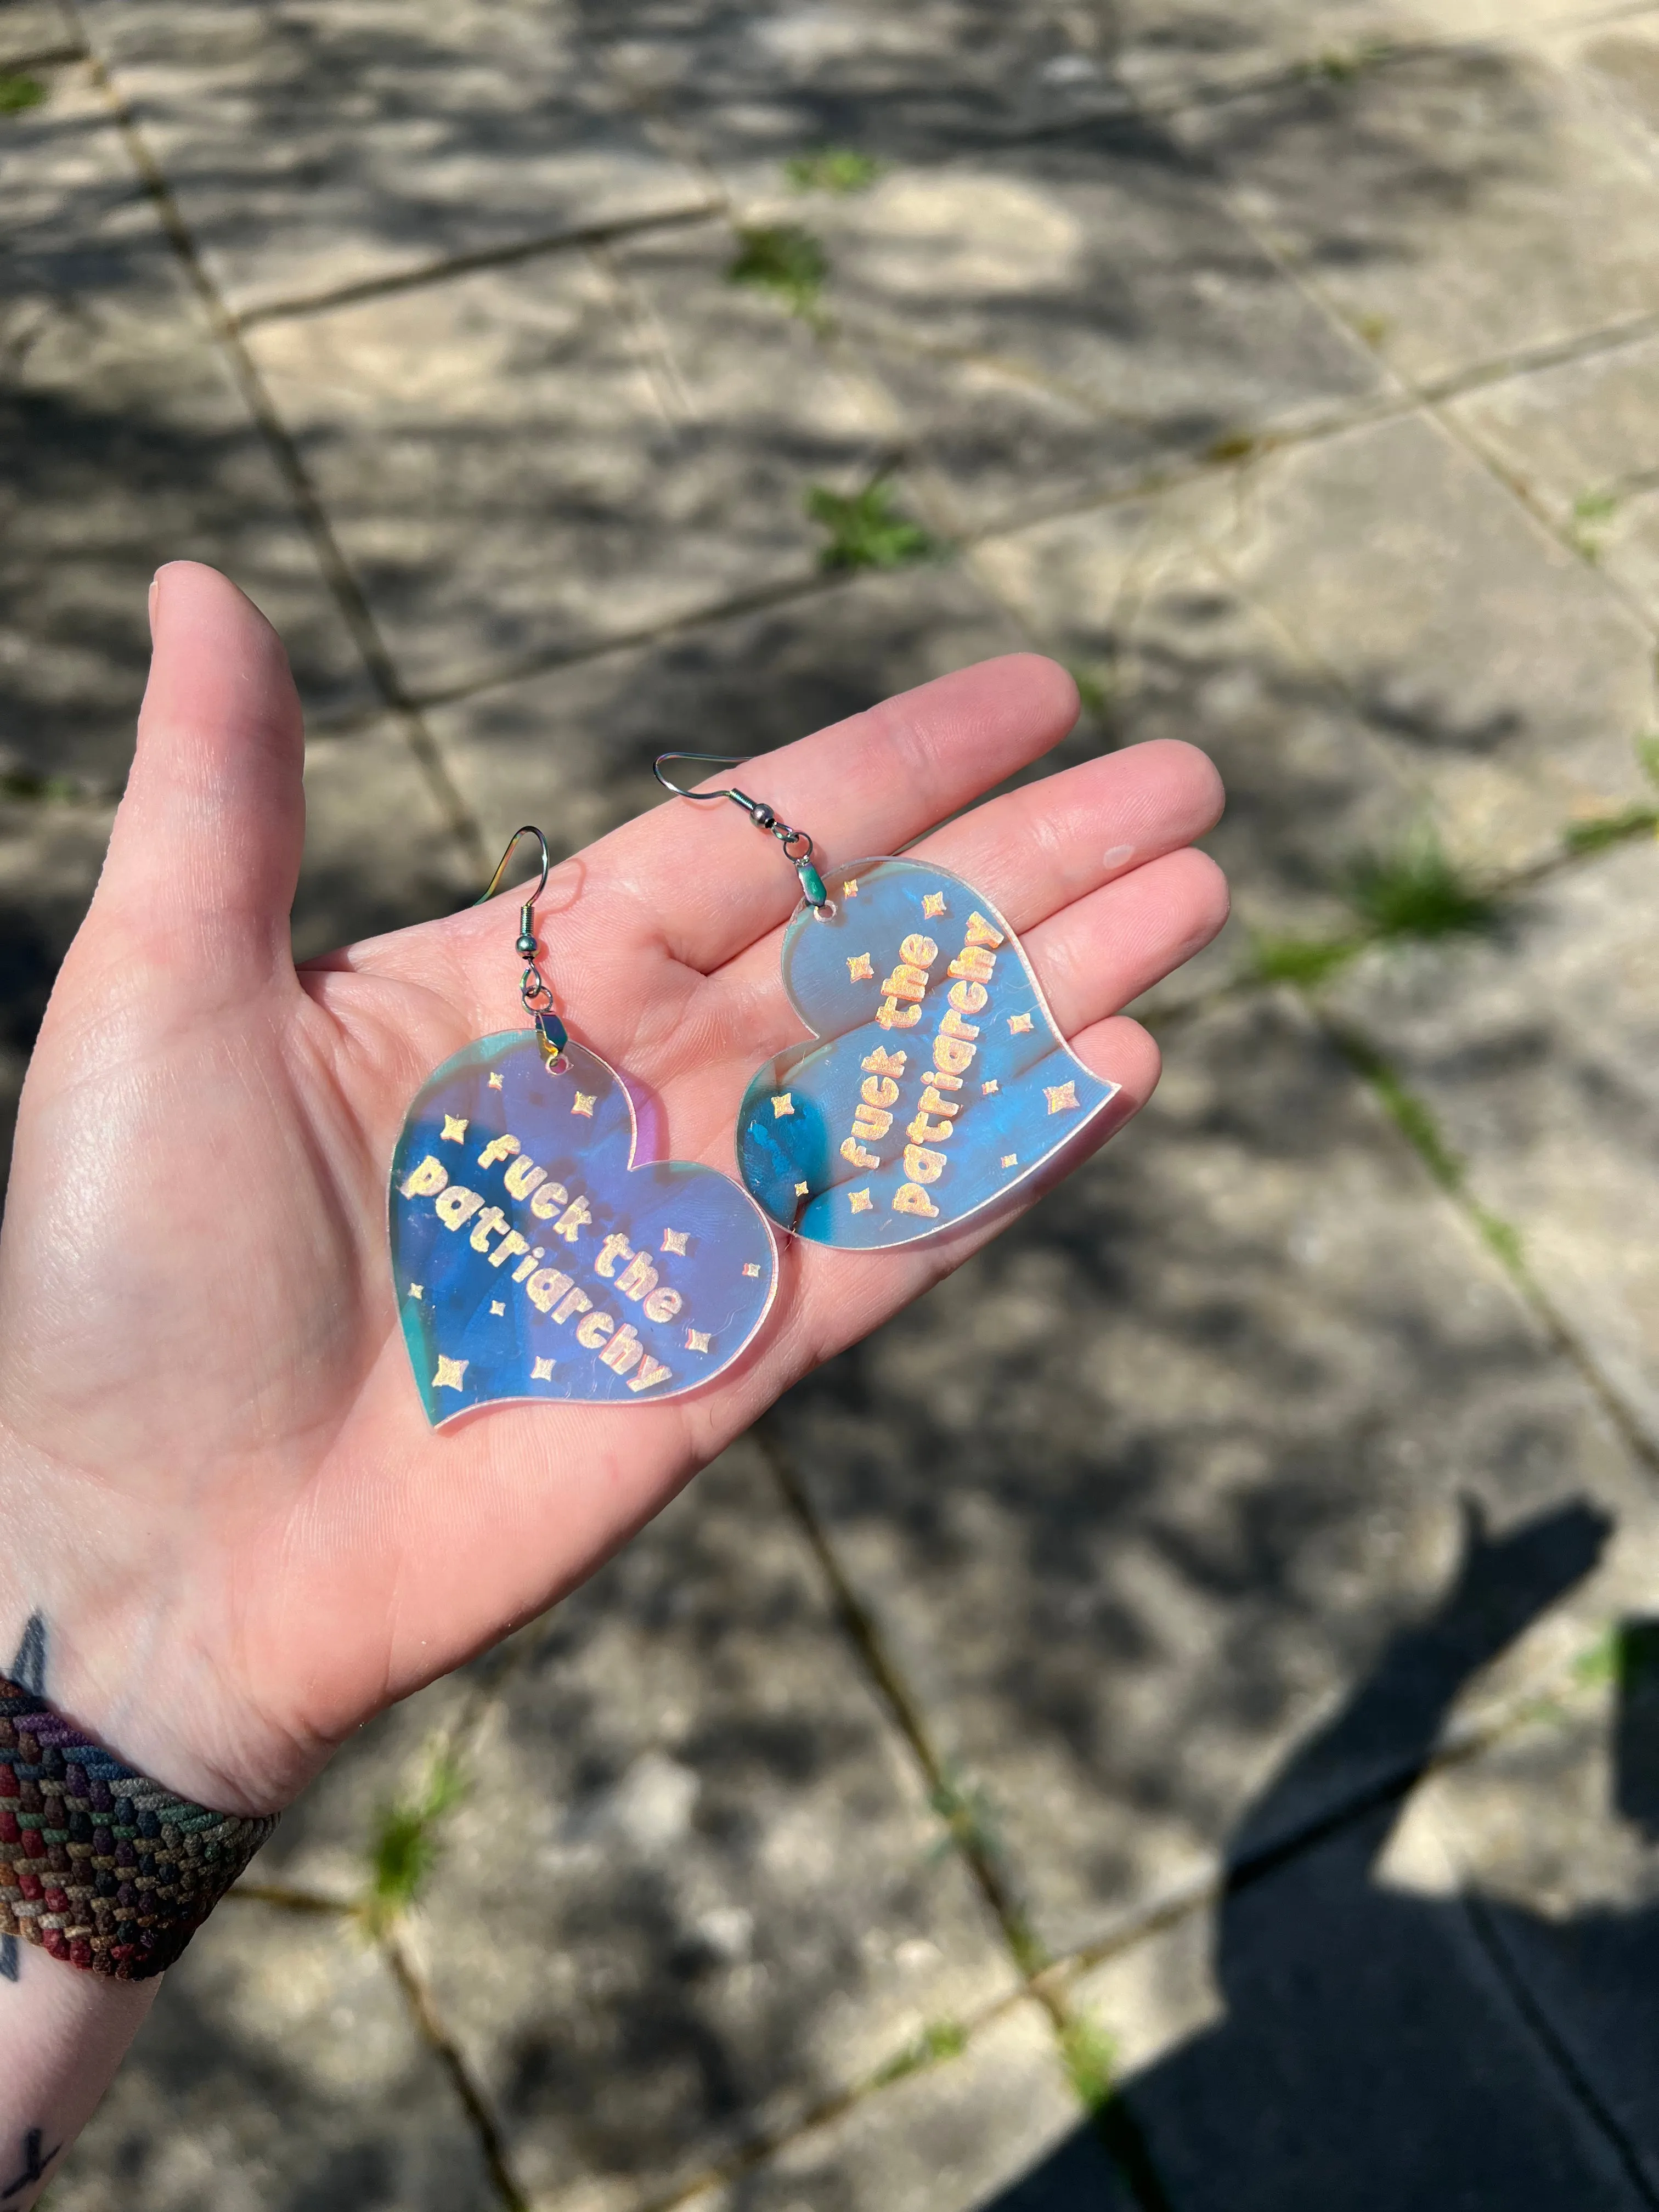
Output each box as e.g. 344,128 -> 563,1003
0,563 -> 1226,1814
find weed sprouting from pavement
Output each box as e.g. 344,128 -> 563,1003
1561,801 -> 1659,855
1059,2015 -> 1118,2115
1302,37 -> 1392,81
728,223 -> 830,314
362,1743 -> 466,1934
1569,488 -> 1620,562
786,146 -> 883,195
1347,833 -> 1499,943
0,72 -> 45,114
806,478 -> 940,571
1249,932 -> 1363,990
872,2018 -> 969,2087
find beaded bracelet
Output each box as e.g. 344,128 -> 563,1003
0,1673 -> 278,1980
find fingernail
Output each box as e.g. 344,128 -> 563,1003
148,571 -> 161,640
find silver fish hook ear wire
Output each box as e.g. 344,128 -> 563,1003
653,752 -> 837,919
475,825 -> 569,1064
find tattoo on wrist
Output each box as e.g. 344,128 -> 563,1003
1,2129 -> 60,2202
0,1620 -> 45,1988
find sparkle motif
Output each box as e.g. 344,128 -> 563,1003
1045,1081 -> 1079,1114
847,952 -> 874,981
490,1300 -> 505,1316
981,1080 -> 1000,1096
921,891 -> 947,919
531,1356 -> 555,1382
408,1283 -> 423,1299
441,1114 -> 469,1143
843,877 -> 859,898
661,1228 -> 690,1256
1001,1153 -> 1018,1169
572,1092 -> 596,1118
1008,1012 -> 1034,1035
772,1092 -> 795,1118
433,1355 -> 468,1392
849,1188 -> 873,1212
742,1261 -> 762,1277
794,1181 -> 809,1197
487,1072 -> 504,1090
685,1328 -> 712,1354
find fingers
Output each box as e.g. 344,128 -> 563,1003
88,563 -> 307,1014
1016,848 -> 1231,1036
595,653 -> 1084,973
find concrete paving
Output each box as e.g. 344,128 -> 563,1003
3,2 -> 1658,2206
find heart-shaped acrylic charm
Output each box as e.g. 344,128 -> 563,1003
735,857 -> 1119,1248
391,1035 -> 776,1424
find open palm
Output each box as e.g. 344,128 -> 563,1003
0,564 -> 1226,1815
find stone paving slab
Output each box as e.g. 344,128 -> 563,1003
769,987 -> 1658,1962
1173,39 -> 1659,387
245,229 -> 883,701
75,0 -> 712,323
0,0 -> 73,68
972,486 -> 1418,1009
746,134 -> 1380,537
0,65 -> 372,786
588,0 -> 1132,185
678,2001 -> 1127,2212
1448,328 -> 1659,629
1208,411 -> 1659,870
1394,1667 -> 1659,2192
1330,834 -> 1659,1458
398,1442 -> 1017,2211
426,561 -> 1025,874
57,1901 -> 499,2212
1071,1724 -> 1652,2208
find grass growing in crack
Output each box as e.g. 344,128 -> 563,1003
362,1746 -> 465,1935
1561,800 -> 1659,855
786,146 -> 882,195
872,2018 -> 969,2087
1569,487 -> 1620,562
1068,661 -> 1119,721
728,222 -> 829,315
1347,832 -> 1498,943
806,478 -> 940,571
0,72 -> 45,115
1059,2015 -> 1118,2115
1249,931 -> 1363,990
1302,37 -> 1392,80
1638,732 -> 1659,789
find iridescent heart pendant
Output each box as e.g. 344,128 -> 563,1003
652,758 -> 1121,1252
388,831 -> 776,1424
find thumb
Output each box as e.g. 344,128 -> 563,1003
86,561 -> 307,1014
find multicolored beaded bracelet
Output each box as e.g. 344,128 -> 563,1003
0,1673 -> 277,1980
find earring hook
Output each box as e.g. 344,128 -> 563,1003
473,826 -> 567,1061
652,753 -> 834,917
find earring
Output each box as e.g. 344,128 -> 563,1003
388,827 -> 776,1425
654,757 -> 1120,1250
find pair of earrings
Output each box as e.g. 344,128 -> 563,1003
389,756 -> 1119,1424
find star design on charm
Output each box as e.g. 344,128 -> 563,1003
772,1092 -> 795,1118
1007,1012 -> 1034,1035
794,1180 -> 810,1198
572,1092 -> 596,1118
1045,1081 -> 1079,1114
433,1355 -> 468,1392
407,1283 -> 424,1300
921,891 -> 947,919
685,1328 -> 712,1354
849,1188 -> 873,1213
441,1114 -> 469,1143
843,877 -> 859,898
487,1072 -> 504,1091
490,1300 -> 505,1317
742,1261 -> 762,1278
661,1228 -> 690,1256
981,1079 -> 1000,1096
531,1356 -> 555,1382
847,952 -> 874,981
1001,1153 -> 1018,1169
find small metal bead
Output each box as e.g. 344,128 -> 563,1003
515,932 -> 538,957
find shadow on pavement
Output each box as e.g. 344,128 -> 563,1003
982,1499 -> 1659,2211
